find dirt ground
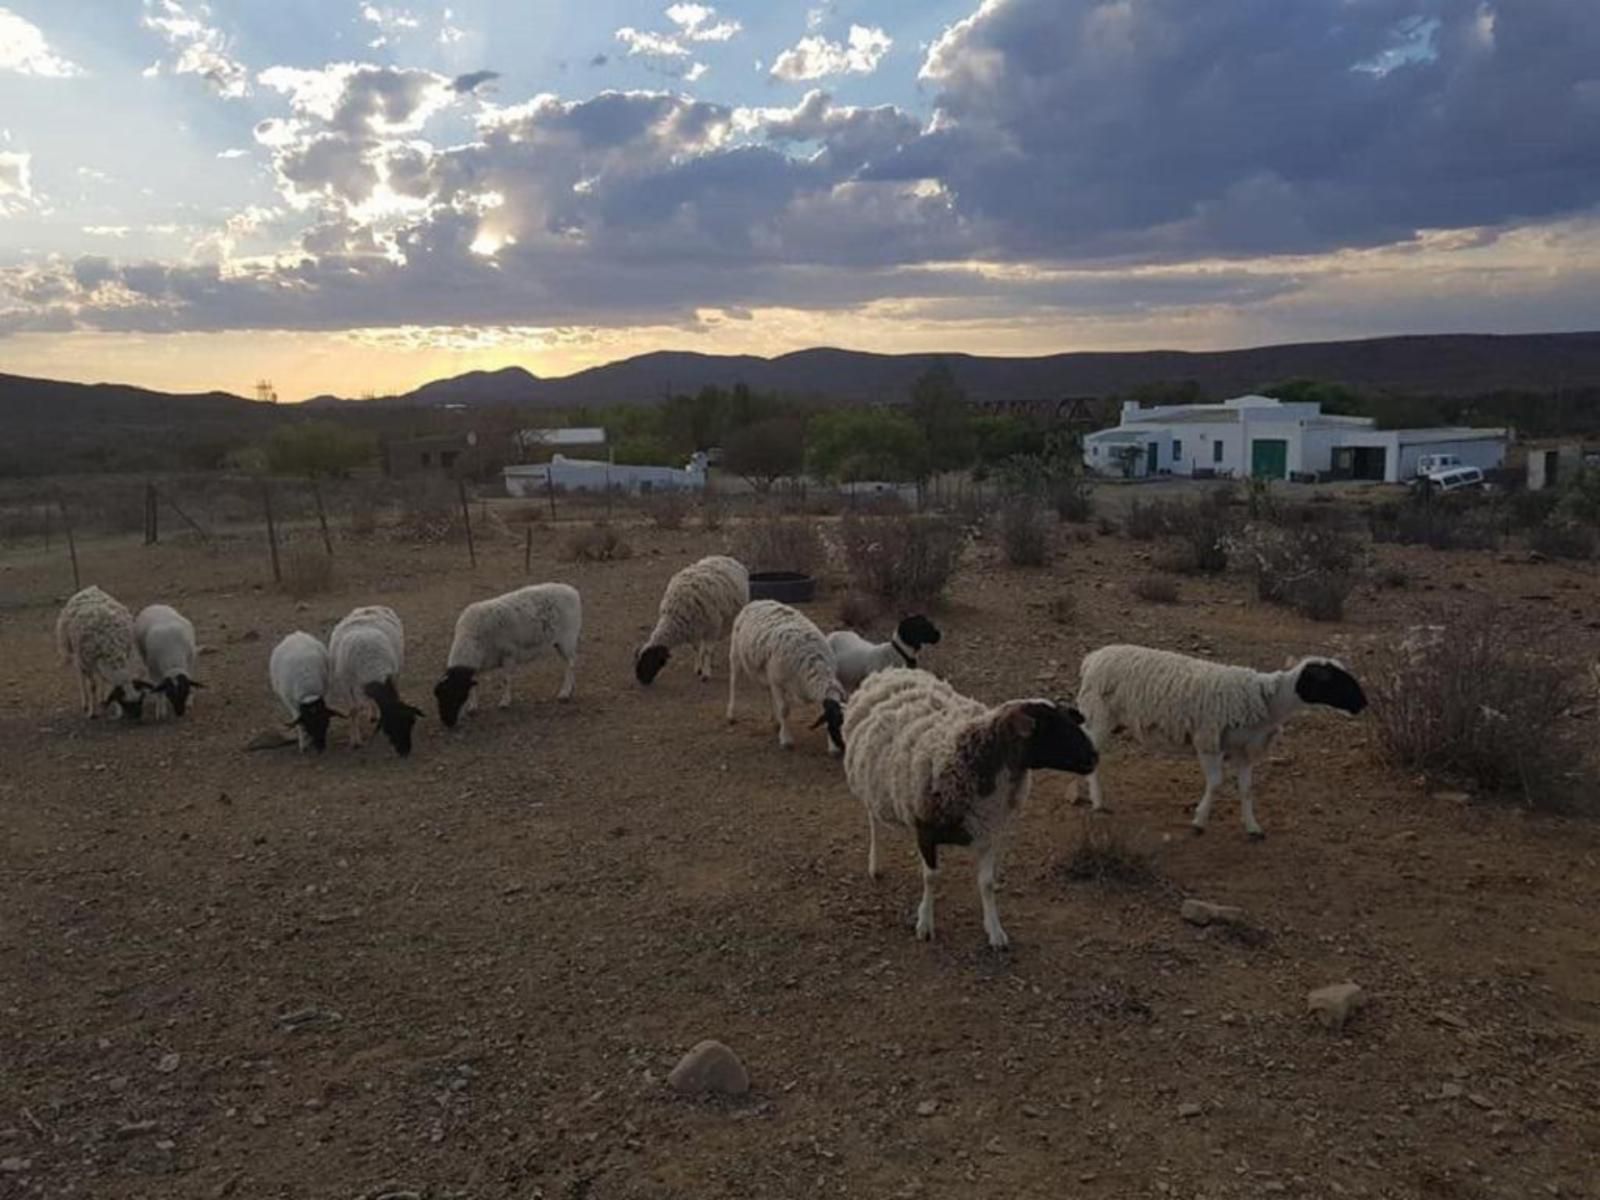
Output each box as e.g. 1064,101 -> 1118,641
2,502 -> 1598,1200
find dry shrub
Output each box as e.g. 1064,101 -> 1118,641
1368,495 -> 1497,551
1229,523 -> 1363,622
1000,494 -> 1049,566
699,490 -> 725,531
837,591 -> 880,629
839,512 -> 965,607
565,522 -> 633,562
397,478 -> 460,542
641,489 -> 692,530
1374,563 -> 1410,589
1131,575 -> 1180,604
346,493 -> 379,537
1162,490 -> 1235,574
281,546 -> 335,598
1371,614 -> 1578,808
1528,518 -> 1596,560
1095,516 -> 1119,537
1053,476 -> 1095,523
1061,821 -> 1160,889
734,513 -> 826,576
1124,499 -> 1166,541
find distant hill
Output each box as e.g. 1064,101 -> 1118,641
298,332 -> 1600,409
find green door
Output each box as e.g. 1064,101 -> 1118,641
1145,442 -> 1159,475
1251,438 -> 1288,480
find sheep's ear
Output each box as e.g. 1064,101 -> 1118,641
1004,706 -> 1036,739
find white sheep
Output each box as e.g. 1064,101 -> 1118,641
268,631 -> 341,752
433,583 -> 582,726
1075,644 -> 1367,839
635,555 -> 749,685
329,605 -> 423,756
843,668 -> 1097,948
827,613 -> 943,692
55,585 -> 149,720
133,604 -> 204,718
726,599 -> 846,753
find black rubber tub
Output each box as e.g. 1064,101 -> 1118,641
748,571 -> 817,604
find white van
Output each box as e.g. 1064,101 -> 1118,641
1418,466 -> 1485,494
1415,453 -> 1463,477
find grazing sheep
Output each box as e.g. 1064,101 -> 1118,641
635,555 -> 749,685
827,614 -> 942,692
1075,644 -> 1367,839
727,599 -> 846,754
134,604 -> 204,718
433,583 -> 582,727
268,631 -> 341,752
330,605 -> 423,756
55,585 -> 149,720
843,668 -> 1097,948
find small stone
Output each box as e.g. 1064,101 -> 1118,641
156,1052 -> 181,1074
1,1158 -> 30,1173
155,1139 -> 176,1152
916,1100 -> 939,1117
1181,899 -> 1246,927
1439,1082 -> 1464,1099
1177,1102 -> 1203,1119
1467,1092 -> 1494,1110
1429,790 -> 1472,804
667,1040 -> 749,1096
1307,982 -> 1367,1031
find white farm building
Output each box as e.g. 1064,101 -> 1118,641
503,451 -> 708,496
1082,395 -> 1507,483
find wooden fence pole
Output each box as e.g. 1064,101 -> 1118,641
58,495 -> 81,590
546,470 -> 556,522
523,524 -> 532,574
261,480 -> 282,584
144,482 -> 155,545
457,477 -> 477,567
311,477 -> 334,557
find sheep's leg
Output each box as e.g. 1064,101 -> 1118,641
770,681 -> 793,749
296,727 -> 309,753
725,657 -> 739,723
1238,760 -> 1264,840
865,807 -> 881,879
465,684 -> 479,715
554,642 -> 577,701
977,841 -> 1008,950
349,700 -> 367,748
1080,714 -> 1111,811
78,671 -> 93,719
498,672 -> 513,709
1191,751 -> 1225,833
915,855 -> 938,941
697,642 -> 713,681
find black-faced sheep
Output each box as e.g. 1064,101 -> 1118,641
826,613 -> 942,692
269,631 -> 342,752
727,599 -> 845,754
433,583 -> 582,727
134,604 -> 204,718
330,605 -> 422,757
55,586 -> 150,720
635,555 -> 749,685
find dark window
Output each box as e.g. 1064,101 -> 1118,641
1172,439 -> 1182,463
1212,440 -> 1224,464
441,450 -> 459,468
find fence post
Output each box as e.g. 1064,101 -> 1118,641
43,502 -> 51,551
144,482 -> 156,545
311,477 -> 334,557
261,480 -> 282,584
546,470 -> 556,522
457,477 -> 477,567
523,524 -> 532,575
58,495 -> 81,590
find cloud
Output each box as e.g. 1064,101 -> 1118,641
360,4 -> 421,49
771,25 -> 892,81
451,69 -> 500,94
141,0 -> 249,98
615,3 -> 740,79
906,0 -> 1600,262
589,53 -> 609,68
0,7 -> 83,77
216,147 -> 251,159
0,149 -> 31,203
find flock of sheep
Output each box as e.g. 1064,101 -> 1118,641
54,555 -> 1366,949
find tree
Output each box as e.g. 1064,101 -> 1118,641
807,408 -> 927,483
972,414 -> 1045,466
723,416 -> 805,492
907,363 -> 975,476
266,421 -> 374,477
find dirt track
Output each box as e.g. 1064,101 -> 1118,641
2,514 -> 1598,1199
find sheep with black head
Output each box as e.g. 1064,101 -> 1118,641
727,599 -> 846,754
330,605 -> 423,757
55,585 -> 152,721
635,555 -> 748,685
268,631 -> 342,752
134,604 -> 205,718
827,613 -> 943,692
433,583 -> 581,727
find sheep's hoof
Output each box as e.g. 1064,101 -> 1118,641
1190,824 -> 1207,836
915,924 -> 934,942
1247,829 -> 1267,842
987,931 -> 1011,952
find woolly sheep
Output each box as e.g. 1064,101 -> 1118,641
635,555 -> 749,685
55,585 -> 149,720
726,599 -> 846,754
134,604 -> 204,718
1075,644 -> 1367,839
433,583 -> 582,726
843,668 -> 1097,948
826,614 -> 942,692
268,631 -> 342,752
330,605 -> 423,756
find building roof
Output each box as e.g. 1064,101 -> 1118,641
1394,427 -> 1508,445
518,426 -> 607,446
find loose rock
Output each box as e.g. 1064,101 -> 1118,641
1307,982 -> 1367,1031
1177,1102 -> 1203,1119
667,1040 -> 749,1096
1181,899 -> 1246,927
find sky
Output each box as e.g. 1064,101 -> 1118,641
1,0 -> 1598,400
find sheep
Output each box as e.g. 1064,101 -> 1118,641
433,583 -> 582,727
55,585 -> 150,720
635,555 -> 749,685
133,604 -> 204,718
826,614 -> 942,692
842,668 -> 1098,948
1074,644 -> 1367,839
329,605 -> 423,756
268,631 -> 342,752
726,599 -> 846,754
